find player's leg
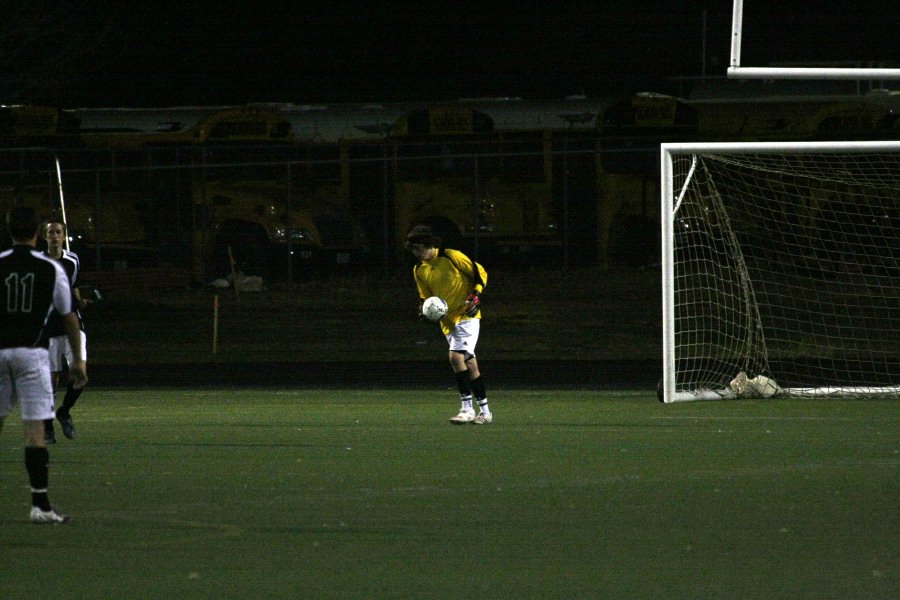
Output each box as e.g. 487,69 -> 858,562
0,358 -> 11,435
466,356 -> 492,424
23,419 -> 52,510
16,349 -> 69,523
448,349 -> 475,423
448,320 -> 487,424
23,420 -> 68,522
55,334 -> 84,440
43,337 -> 64,444
56,385 -> 79,439
456,319 -> 491,423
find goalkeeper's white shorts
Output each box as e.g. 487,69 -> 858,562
446,318 -> 480,358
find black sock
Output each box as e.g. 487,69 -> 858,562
61,383 -> 83,413
25,447 -> 51,510
44,418 -> 55,433
31,491 -> 51,511
470,376 -> 487,401
455,370 -> 472,397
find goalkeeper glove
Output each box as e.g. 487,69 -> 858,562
464,292 -> 481,317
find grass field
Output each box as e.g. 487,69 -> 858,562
1,389 -> 896,599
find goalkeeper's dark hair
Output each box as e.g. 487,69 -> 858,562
405,224 -> 442,249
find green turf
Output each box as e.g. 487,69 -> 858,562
1,390 -> 897,599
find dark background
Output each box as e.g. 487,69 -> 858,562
2,1 -> 897,108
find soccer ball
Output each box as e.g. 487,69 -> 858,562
422,296 -> 449,321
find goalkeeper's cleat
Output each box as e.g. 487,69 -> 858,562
474,413 -> 492,424
58,413 -> 75,440
44,427 -> 56,445
449,409 -> 476,424
30,506 -> 70,524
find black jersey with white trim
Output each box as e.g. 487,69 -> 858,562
44,248 -> 84,336
0,245 -> 72,349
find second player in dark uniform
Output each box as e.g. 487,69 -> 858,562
42,221 -> 89,442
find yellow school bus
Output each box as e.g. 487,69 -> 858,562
596,90 -> 897,267
275,96 -> 606,265
597,93 -> 699,267
73,105 -> 365,280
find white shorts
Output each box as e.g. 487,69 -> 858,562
445,318 -> 480,357
0,347 -> 54,420
48,332 -> 87,373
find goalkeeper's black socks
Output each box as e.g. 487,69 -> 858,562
455,370 -> 472,396
470,376 -> 486,400
456,370 -> 474,411
471,376 -> 490,417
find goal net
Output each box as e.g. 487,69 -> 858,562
660,141 -> 900,402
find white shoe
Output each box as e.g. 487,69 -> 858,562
30,506 -> 70,524
449,409 -> 476,424
474,413 -> 492,424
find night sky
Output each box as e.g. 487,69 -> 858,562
3,1 -> 897,108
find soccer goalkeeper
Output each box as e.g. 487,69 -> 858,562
406,225 -> 492,424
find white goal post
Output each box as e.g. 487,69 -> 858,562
660,141 -> 900,403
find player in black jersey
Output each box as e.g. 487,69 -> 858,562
42,221 -> 90,442
0,206 -> 87,523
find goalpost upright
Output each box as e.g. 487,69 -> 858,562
660,140 -> 900,403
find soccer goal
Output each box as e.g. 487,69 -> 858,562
660,141 -> 900,402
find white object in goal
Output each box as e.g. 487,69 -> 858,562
660,141 -> 900,403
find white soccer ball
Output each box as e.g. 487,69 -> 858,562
422,296 -> 449,322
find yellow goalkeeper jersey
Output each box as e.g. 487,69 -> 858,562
413,248 -> 487,334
